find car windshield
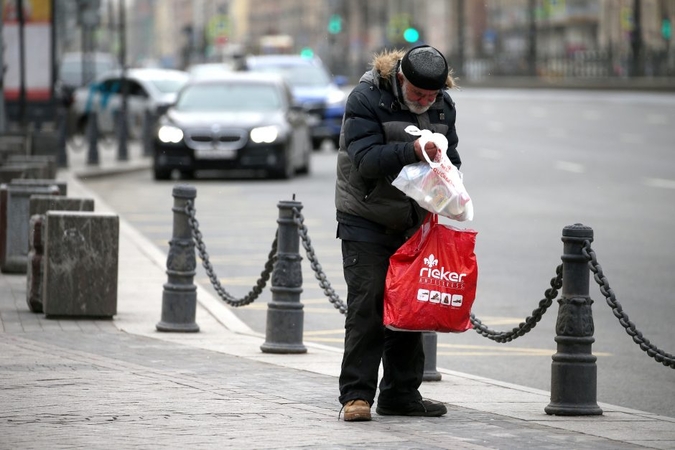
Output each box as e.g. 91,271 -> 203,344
176,83 -> 282,112
250,64 -> 330,88
147,77 -> 189,94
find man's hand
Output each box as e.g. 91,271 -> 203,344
414,137 -> 439,162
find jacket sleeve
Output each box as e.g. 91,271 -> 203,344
342,89 -> 418,179
443,96 -> 461,170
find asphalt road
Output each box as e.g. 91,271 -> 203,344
82,88 -> 675,418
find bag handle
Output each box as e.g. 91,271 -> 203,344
404,125 -> 448,169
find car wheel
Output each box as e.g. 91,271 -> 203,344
311,137 -> 324,151
67,116 -> 88,151
153,167 -> 171,180
297,148 -> 311,175
270,149 -> 294,180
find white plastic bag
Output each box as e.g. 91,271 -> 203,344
392,126 -> 474,221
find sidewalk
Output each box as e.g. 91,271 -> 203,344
0,141 -> 673,449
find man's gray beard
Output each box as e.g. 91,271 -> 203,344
405,101 -> 431,115
401,79 -> 432,115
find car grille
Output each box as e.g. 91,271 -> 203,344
184,127 -> 247,150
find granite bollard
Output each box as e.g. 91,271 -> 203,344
5,155 -> 57,179
42,211 -> 119,319
26,196 -> 95,313
26,215 -> 44,313
1,184 -> 61,273
8,179 -> 67,195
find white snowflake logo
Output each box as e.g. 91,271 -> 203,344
424,254 -> 439,268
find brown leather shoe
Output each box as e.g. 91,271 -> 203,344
342,399 -> 371,421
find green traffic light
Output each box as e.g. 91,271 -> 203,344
663,18 -> 672,40
300,47 -> 314,58
403,27 -> 419,43
328,14 -> 342,34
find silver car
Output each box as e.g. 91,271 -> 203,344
69,68 -> 189,141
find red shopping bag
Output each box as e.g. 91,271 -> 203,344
384,214 -> 478,333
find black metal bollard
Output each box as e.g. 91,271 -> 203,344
142,108 -> 155,157
545,224 -> 602,416
86,111 -> 99,166
422,332 -> 442,381
260,199 -> 307,354
117,107 -> 129,162
156,184 -> 200,332
56,106 -> 68,168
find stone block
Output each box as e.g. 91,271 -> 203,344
1,184 -> 61,273
43,211 -> 119,318
30,131 -> 59,157
29,195 -> 94,217
0,134 -> 28,156
0,167 -> 30,184
25,196 -> 95,313
5,155 -> 57,179
9,178 -> 67,195
0,163 -> 50,180
26,215 -> 44,313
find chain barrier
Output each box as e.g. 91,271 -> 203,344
184,200 -> 277,307
291,206 -> 348,314
182,197 -> 674,369
470,264 -> 563,342
583,241 -> 675,369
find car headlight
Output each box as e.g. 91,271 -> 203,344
250,125 -> 279,144
327,89 -> 346,107
158,125 -> 183,143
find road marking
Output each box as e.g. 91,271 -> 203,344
470,316 -> 531,326
644,178 -> 675,189
436,343 -> 612,357
304,329 -> 345,336
555,160 -> 585,174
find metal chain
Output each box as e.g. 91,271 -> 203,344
583,241 -> 675,368
184,200 -> 277,307
291,206 -> 348,314
471,264 -> 563,343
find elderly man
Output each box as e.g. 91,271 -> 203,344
335,45 -> 462,422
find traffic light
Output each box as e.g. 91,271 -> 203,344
403,27 -> 420,43
300,47 -> 314,58
663,18 -> 672,40
328,14 -> 342,34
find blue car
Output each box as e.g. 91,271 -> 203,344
245,55 -> 347,150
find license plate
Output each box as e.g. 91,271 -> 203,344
306,114 -> 321,126
194,149 -> 236,160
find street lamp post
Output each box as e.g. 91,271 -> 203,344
117,0 -> 128,161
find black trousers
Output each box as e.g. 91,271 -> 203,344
338,239 -> 425,407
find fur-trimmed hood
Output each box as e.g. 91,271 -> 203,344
363,48 -> 456,90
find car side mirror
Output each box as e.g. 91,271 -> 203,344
156,103 -> 174,116
333,75 -> 348,87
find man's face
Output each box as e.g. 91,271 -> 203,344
399,74 -> 440,115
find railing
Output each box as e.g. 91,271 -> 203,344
158,185 -> 674,416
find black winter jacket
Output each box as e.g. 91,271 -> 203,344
335,49 -> 461,240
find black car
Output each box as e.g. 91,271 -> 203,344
152,73 -> 312,180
